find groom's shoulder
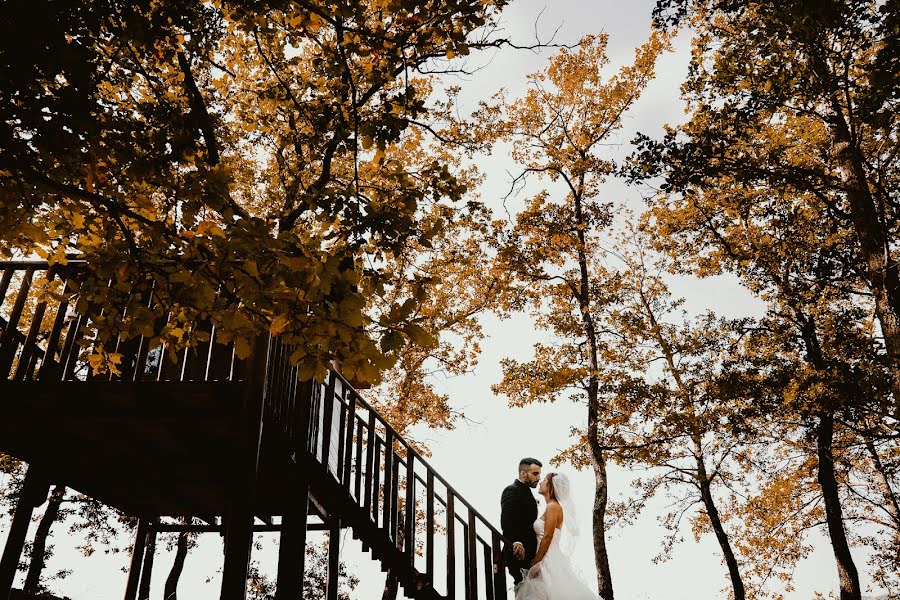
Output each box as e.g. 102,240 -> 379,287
501,481 -> 520,498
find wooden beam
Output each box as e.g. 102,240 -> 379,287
275,474 -> 310,600
123,519 -> 150,600
326,518 -> 340,600
138,520 -> 157,600
0,468 -> 49,600
219,335 -> 269,600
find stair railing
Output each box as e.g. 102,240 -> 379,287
303,368 -> 511,600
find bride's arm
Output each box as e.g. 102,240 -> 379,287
530,502 -> 562,567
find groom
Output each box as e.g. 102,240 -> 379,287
500,457 -> 542,585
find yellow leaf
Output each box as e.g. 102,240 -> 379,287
271,315 -> 290,335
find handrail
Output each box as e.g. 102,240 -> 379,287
329,367 -> 507,543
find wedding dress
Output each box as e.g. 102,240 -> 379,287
514,474 -> 599,600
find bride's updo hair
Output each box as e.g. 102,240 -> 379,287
546,472 -> 558,500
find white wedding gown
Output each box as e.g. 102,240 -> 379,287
514,516 -> 599,600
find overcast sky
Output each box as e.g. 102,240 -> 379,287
0,1 -> 888,599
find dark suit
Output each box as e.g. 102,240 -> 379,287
500,479 -> 538,584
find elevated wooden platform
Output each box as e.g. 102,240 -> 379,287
0,260 -> 509,600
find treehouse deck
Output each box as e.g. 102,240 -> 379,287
0,260 -> 510,600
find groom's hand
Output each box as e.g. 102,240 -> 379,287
512,542 -> 525,560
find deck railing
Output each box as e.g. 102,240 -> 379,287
1,259 -> 510,599
0,260 -> 245,383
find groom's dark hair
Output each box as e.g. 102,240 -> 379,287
518,457 -> 542,471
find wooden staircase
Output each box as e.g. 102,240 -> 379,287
0,260 -> 510,600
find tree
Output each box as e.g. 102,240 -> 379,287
484,32 -> 670,599
579,235 -> 749,599
632,108 -> 897,597
640,0 -> 900,415
0,0 -> 522,384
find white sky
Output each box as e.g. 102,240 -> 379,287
0,1 -> 889,599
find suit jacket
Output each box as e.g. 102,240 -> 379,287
500,479 -> 539,568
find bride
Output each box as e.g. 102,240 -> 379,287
514,472 -> 599,600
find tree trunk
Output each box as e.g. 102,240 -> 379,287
863,437 -> 900,543
573,182 -> 614,600
23,484 -> 65,594
164,529 -> 190,600
816,412 -> 862,600
815,56 -> 900,413
588,444 -> 614,600
692,437 -> 745,600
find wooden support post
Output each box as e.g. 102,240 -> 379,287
492,531 -> 508,600
0,468 -> 49,599
326,519 -> 340,600
275,474 -> 310,600
123,519 -> 150,600
138,520 -> 157,600
220,335 -> 269,600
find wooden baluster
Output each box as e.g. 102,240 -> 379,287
371,437 -> 382,525
14,267 -> 54,381
483,542 -> 495,600
492,530 -> 508,600
391,451 -> 400,542
60,313 -> 87,381
461,521 -> 471,600
364,410 -> 376,517
342,392 -> 357,490
467,511 -> 478,600
321,371 -> 336,473
334,384 -> 347,481
354,418 -> 364,501
382,430 -> 394,538
426,470 -> 435,585
446,493 -> 456,600
36,275 -> 74,381
0,266 -> 13,303
0,266 -> 35,377
405,448 -> 415,569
